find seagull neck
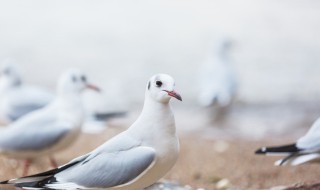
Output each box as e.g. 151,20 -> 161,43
141,96 -> 171,116
209,50 -> 228,63
57,90 -> 80,99
56,92 -> 83,111
54,94 -> 84,126
129,95 -> 176,136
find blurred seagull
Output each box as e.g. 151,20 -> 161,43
0,73 -> 182,190
198,38 -> 237,108
255,118 -> 320,166
0,69 -> 100,176
0,60 -> 126,129
0,61 -> 54,123
81,91 -> 126,134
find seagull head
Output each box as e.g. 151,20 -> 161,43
214,37 -> 233,56
146,73 -> 182,103
0,61 -> 22,88
58,69 -> 100,96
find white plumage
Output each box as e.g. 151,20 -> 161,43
0,69 -> 100,175
0,73 -> 182,190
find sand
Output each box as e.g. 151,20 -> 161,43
0,104 -> 320,190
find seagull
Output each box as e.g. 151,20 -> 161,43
0,69 -> 100,176
198,37 -> 237,108
0,61 -> 126,127
0,73 -> 182,190
255,118 -> 320,166
0,61 -> 54,123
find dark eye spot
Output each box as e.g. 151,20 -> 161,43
72,75 -> 77,82
156,81 -> 162,87
81,75 -> 87,82
148,81 -> 151,90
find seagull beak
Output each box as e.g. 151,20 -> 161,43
86,84 -> 101,92
163,90 -> 182,101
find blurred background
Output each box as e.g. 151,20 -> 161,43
1,0 -> 320,104
1,0 -> 320,189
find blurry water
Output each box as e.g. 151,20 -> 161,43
0,0 -> 320,107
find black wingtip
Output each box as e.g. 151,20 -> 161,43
94,111 -> 127,121
255,147 -> 267,154
14,177 -> 57,189
278,160 -> 286,166
0,180 -> 9,184
255,143 -> 300,154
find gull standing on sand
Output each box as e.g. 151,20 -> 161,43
0,62 -> 54,123
255,118 -> 320,166
1,73 -> 182,190
0,69 -> 100,176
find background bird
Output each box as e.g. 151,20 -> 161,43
255,117 -> 320,166
0,60 -> 54,124
198,37 -> 237,122
0,60 -> 126,132
0,73 -> 182,190
0,69 -> 100,176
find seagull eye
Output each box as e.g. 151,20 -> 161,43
81,75 -> 87,82
156,81 -> 162,87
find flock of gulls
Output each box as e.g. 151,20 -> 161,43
0,38 -> 318,190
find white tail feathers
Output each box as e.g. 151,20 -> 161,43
275,153 -> 320,166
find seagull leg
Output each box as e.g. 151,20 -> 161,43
49,156 -> 58,168
22,159 -> 31,176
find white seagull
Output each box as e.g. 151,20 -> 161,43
198,38 -> 237,108
0,62 -> 54,123
0,61 -> 126,129
255,118 -> 320,166
0,73 -> 182,190
0,69 -> 100,176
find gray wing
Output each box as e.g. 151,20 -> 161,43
0,122 -> 70,151
7,104 -> 46,121
297,118 -> 320,150
4,133 -> 156,189
53,146 -> 156,189
6,86 -> 53,121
